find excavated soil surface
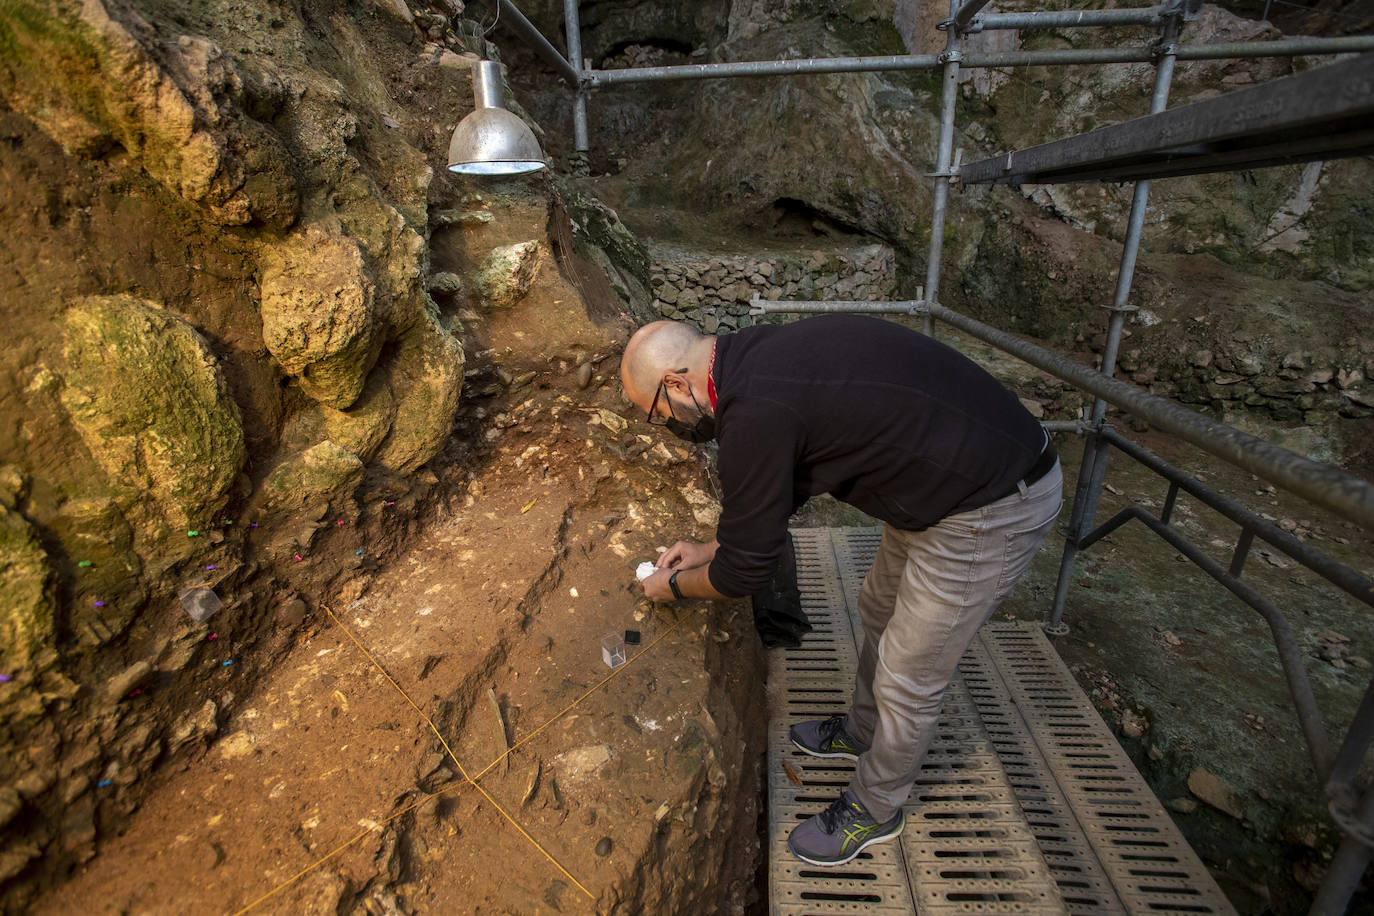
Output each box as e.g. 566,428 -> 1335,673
31,304 -> 767,916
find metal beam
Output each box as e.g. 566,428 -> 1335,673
967,6 -> 1165,32
483,0 -> 580,85
943,0 -> 994,34
960,51 -> 1374,184
584,38 -> 1374,87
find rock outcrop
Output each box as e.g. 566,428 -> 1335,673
58,295 -> 247,539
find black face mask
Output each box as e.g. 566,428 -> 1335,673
666,413 -> 716,444
663,384 -> 716,443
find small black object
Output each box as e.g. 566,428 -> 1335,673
668,569 -> 684,600
624,629 -> 641,645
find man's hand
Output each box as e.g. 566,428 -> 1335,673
641,568 -> 678,602
657,539 -> 717,571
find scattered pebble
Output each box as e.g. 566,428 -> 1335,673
594,836 -> 613,857
569,587 -> 579,598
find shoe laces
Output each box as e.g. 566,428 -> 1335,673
817,793 -> 864,835
818,715 -> 846,744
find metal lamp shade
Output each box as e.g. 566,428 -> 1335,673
448,60 -> 546,175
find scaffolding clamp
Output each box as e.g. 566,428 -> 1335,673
925,148 -> 965,185
938,47 -> 964,65
1042,621 -> 1070,638
1328,788 -> 1374,851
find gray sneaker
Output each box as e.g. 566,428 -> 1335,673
788,790 -> 905,866
789,716 -> 869,761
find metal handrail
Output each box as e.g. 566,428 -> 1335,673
581,37 -> 1374,86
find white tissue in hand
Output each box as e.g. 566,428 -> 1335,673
636,561 -> 657,581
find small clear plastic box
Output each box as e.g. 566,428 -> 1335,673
179,585 -> 223,623
601,633 -> 626,669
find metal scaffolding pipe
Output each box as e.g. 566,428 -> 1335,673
924,3 -> 962,336
929,304 -> 1374,530
968,7 -> 1164,31
1091,15 -> 1176,429
1078,506 -> 1334,777
1099,428 -> 1374,609
587,53 -> 941,85
585,37 -> 1374,85
1312,787 -> 1374,915
750,299 -> 927,315
945,0 -> 995,34
750,299 -> 1374,530
563,1 -> 588,150
488,0 -> 580,85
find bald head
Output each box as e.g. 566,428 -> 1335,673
621,321 -> 714,415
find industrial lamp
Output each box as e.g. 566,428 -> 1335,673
447,59 -> 547,175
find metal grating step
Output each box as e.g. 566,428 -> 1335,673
768,528 -> 1235,916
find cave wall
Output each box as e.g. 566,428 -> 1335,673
0,0 -> 651,901
511,0 -> 1372,454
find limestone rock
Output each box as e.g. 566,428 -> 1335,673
471,241 -> 543,310
60,296 -> 246,533
1188,767 -> 1246,820
260,442 -> 365,518
282,372 -> 397,464
681,486 -> 722,527
0,2 -> 298,227
105,661 -> 151,702
0,505 -> 55,671
554,744 -> 613,784
374,307 -> 466,473
259,226 -> 381,409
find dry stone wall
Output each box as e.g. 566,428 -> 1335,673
648,242 -> 897,334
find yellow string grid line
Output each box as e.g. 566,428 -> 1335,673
231,603 -> 685,914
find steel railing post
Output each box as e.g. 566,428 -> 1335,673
1046,12 -> 1181,635
922,0 -> 966,337
563,0 -> 589,153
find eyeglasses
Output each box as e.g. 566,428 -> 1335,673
646,369 -> 688,426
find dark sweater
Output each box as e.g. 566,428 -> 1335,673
706,314 -> 1047,598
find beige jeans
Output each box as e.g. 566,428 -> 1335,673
847,463 -> 1063,820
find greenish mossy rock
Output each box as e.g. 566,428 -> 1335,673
258,225 -> 381,409
0,1 -> 298,227
51,496 -> 146,642
0,503 -> 56,672
470,240 -> 543,310
59,296 -> 246,536
374,306 -> 466,474
281,371 -> 397,464
259,441 -> 365,518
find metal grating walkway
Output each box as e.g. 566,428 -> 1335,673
769,528 -> 1235,915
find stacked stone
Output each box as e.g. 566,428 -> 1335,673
648,244 -> 897,335
1119,347 -> 1374,424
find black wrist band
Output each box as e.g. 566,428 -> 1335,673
669,570 -> 684,600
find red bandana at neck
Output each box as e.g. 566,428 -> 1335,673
706,340 -> 718,409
